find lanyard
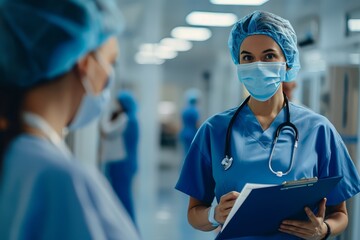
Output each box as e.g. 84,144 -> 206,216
22,112 -> 72,160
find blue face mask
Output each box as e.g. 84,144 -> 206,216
237,62 -> 286,102
68,55 -> 114,130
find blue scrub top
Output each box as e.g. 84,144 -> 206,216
0,134 -> 140,240
176,102 -> 360,239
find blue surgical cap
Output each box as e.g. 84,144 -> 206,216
0,0 -> 124,87
117,91 -> 137,114
228,11 -> 300,82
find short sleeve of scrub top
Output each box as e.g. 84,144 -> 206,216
176,108 -> 234,204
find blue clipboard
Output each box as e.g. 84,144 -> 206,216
216,176 -> 342,240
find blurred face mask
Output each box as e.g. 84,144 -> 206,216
68,53 -> 114,130
237,62 -> 286,102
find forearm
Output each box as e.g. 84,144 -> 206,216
325,210 -> 348,237
187,193 -> 239,232
188,205 -> 217,231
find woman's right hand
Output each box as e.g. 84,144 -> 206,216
215,191 -> 240,224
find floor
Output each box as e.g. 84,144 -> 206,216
134,146 -> 216,240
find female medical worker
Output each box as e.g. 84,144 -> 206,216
0,0 -> 140,239
175,11 -> 360,240
101,91 -> 139,224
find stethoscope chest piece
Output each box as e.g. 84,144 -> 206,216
221,156 -> 233,171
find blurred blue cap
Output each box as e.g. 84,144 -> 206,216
185,88 -> 201,105
0,0 -> 124,87
117,91 -> 137,114
228,11 -> 300,82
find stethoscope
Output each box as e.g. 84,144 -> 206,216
221,93 -> 299,177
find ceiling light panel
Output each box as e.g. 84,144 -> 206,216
210,0 -> 269,6
186,11 -> 238,27
171,27 -> 212,41
160,38 -> 193,51
135,53 -> 164,65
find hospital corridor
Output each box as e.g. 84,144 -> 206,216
1,0 -> 360,239
135,147 -> 215,240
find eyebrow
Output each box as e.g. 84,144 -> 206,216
240,50 -> 251,55
262,48 -> 277,53
240,48 -> 278,55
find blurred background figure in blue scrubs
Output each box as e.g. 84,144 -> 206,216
179,88 -> 201,156
0,0 -> 140,239
100,90 -> 139,225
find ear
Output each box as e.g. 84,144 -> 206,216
75,53 -> 92,77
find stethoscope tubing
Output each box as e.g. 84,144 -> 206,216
223,93 -> 299,176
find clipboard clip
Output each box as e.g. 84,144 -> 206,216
281,177 -> 318,190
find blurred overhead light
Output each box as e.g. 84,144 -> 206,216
135,52 -> 164,65
139,43 -> 158,52
138,43 -> 178,60
210,0 -> 269,6
156,49 -> 178,60
152,45 -> 178,60
186,11 -> 237,27
171,27 -> 212,41
160,38 -> 193,52
348,19 -> 360,32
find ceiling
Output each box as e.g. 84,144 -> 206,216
117,0 -> 307,67
115,0 -> 360,87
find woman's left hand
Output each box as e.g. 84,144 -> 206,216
279,198 -> 328,240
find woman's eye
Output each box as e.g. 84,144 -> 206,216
242,55 -> 253,61
265,54 -> 276,60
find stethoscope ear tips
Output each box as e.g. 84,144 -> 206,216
221,156 -> 233,171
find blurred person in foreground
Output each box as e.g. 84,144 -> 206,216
100,91 -> 139,225
0,0 -> 140,239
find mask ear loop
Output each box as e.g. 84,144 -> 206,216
93,52 -> 115,89
76,53 -> 98,96
94,52 -> 115,76
81,76 -> 95,95
80,52 -> 114,96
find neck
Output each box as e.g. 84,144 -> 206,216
22,74 -> 83,137
248,91 -> 284,116
248,90 -> 285,130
